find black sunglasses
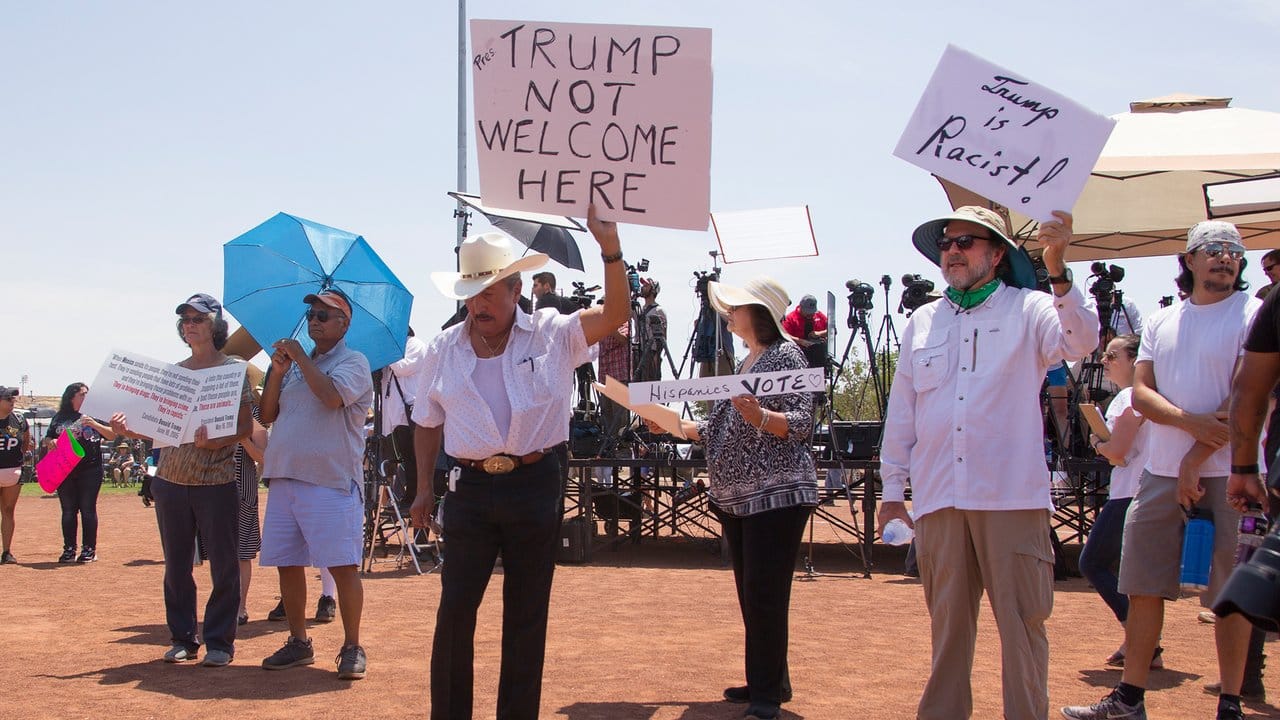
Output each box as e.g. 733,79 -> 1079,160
306,309 -> 346,323
936,234 -> 989,252
178,315 -> 209,326
1195,242 -> 1245,261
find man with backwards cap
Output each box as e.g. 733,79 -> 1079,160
410,206 -> 628,720
258,287 -> 374,680
878,207 -> 1097,720
1064,221 -> 1263,720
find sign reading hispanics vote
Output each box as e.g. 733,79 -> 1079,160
470,19 -> 713,231
629,368 -> 826,406
893,45 -> 1115,222
79,350 -> 248,448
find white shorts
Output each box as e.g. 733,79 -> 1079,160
0,468 -> 21,488
260,478 -> 364,568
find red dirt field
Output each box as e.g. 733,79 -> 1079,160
2,491 -> 1277,719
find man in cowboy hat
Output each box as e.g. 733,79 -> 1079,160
258,287 -> 374,681
410,206 -> 629,720
878,206 -> 1098,720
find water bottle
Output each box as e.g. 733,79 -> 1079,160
1235,503 -> 1270,566
1179,507 -> 1215,591
882,518 -> 915,546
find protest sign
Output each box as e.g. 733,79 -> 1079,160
628,367 -> 825,406
470,19 -> 712,231
35,430 -> 83,493
80,350 -> 247,448
893,45 -> 1115,222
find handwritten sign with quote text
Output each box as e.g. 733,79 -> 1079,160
893,45 -> 1115,222
79,350 -> 248,448
629,367 -> 825,406
470,19 -> 713,231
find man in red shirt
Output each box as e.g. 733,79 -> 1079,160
782,295 -> 828,369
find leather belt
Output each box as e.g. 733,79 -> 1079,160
457,450 -> 547,475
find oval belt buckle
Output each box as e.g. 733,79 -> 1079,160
481,455 -> 517,474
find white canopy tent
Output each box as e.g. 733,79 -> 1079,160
938,94 -> 1280,260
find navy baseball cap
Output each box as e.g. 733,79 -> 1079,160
176,293 -> 223,315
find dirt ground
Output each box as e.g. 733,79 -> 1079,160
2,491 -> 1278,720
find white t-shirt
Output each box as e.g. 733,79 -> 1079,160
1138,292 -> 1262,477
1104,387 -> 1149,499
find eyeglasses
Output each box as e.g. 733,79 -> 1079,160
178,315 -> 208,326
1195,242 -> 1246,261
306,309 -> 346,323
936,234 -> 988,252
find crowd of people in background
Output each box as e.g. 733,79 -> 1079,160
6,205 -> 1280,720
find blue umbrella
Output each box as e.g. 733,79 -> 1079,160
223,212 -> 413,371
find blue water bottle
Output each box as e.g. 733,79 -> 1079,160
1180,507 -> 1215,591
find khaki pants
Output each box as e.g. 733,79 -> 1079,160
915,508 -> 1054,720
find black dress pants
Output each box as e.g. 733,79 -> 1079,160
152,478 -> 240,655
431,455 -> 562,720
713,503 -> 812,707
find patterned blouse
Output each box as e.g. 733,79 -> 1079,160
696,340 -> 818,517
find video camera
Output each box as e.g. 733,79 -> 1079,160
570,281 -> 600,310
846,279 -> 875,313
1089,262 -> 1124,298
899,273 -> 939,314
626,258 -> 650,296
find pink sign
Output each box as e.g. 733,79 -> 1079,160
470,19 -> 713,231
35,430 -> 84,493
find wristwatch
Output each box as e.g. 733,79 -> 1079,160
1046,268 -> 1073,285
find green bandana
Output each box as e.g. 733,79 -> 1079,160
945,278 -> 1002,310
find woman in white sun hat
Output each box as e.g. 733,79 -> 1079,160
647,275 -> 818,720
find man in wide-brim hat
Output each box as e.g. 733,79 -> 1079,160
411,205 -> 630,719
879,206 -> 1098,720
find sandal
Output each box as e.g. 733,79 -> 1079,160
1104,646 -> 1163,669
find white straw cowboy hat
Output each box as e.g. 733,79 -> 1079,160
430,232 -> 549,300
707,276 -> 793,341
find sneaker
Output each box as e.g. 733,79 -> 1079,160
201,649 -> 232,667
266,599 -> 287,621
335,644 -> 366,680
1216,701 -> 1244,720
163,645 -> 199,663
262,636 -> 315,670
237,612 -> 249,626
1061,690 -> 1147,719
723,686 -> 792,704
315,595 -> 337,623
1199,610 -> 1218,624
1204,681 -> 1266,703
58,546 -> 77,564
0,551 -> 16,564
77,547 -> 96,564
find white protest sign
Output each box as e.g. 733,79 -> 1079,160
470,19 -> 713,231
893,45 -> 1115,222
80,350 -> 246,448
629,367 -> 825,406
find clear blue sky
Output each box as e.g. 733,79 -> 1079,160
4,1 -> 1278,396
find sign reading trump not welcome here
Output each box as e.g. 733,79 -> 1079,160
471,19 -> 713,231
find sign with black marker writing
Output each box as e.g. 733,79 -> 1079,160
893,45 -> 1115,222
629,367 -> 825,406
470,19 -> 712,231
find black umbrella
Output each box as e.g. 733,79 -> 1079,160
449,192 -> 586,271
488,216 -> 584,271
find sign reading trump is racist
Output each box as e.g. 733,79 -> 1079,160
470,19 -> 713,231
893,45 -> 1115,223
